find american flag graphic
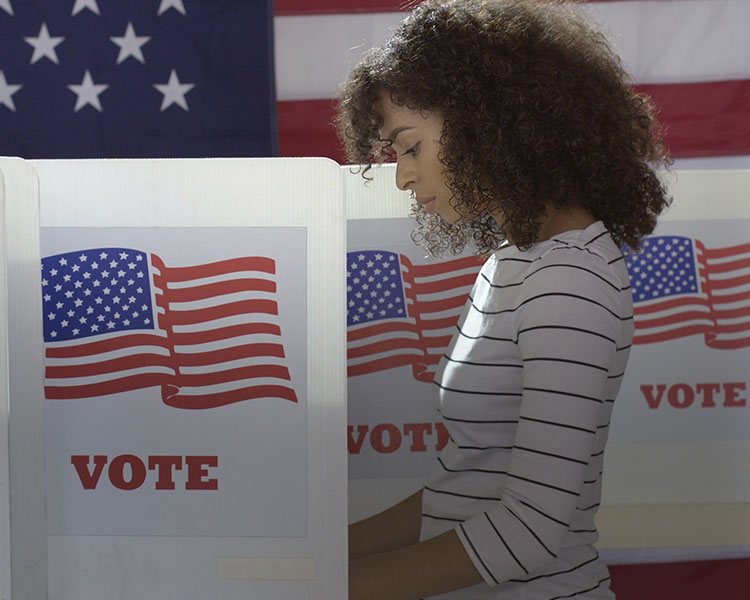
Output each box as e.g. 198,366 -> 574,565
41,247 -> 298,408
627,236 -> 750,349
347,250 -> 482,382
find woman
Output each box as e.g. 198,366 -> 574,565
337,1 -> 671,598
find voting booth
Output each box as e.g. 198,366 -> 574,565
344,165 -> 750,562
1,158 -> 47,600
2,157 -> 750,598
2,157 -> 347,599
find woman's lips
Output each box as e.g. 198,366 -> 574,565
416,196 -> 436,214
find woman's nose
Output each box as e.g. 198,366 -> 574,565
395,160 -> 416,191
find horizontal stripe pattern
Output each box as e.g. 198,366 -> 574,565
274,0 -> 750,163
420,221 -> 630,599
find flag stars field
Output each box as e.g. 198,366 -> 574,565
111,23 -> 151,65
0,70 -> 22,111
41,249 -> 154,343
158,0 -> 187,16
72,0 -> 100,17
154,70 -> 195,111
25,22 -> 64,64
6,5 -> 197,116
68,70 -> 109,112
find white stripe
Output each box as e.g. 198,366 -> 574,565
587,0 -> 750,85
46,365 -> 175,387
274,1 -> 750,101
274,12 -> 404,101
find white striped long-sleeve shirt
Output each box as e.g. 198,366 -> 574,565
421,221 -> 632,599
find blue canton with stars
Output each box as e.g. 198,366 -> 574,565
41,248 -> 155,342
347,251 -> 408,327
0,0 -> 275,158
625,236 -> 699,302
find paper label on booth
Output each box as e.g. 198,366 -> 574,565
41,227 -> 308,537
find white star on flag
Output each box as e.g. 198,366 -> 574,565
158,0 -> 186,16
110,22 -> 151,64
67,70 -> 109,112
25,23 -> 65,65
71,0 -> 100,16
0,0 -> 13,16
0,71 -> 22,112
154,69 -> 194,111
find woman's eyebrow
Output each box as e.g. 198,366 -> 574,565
383,126 -> 415,143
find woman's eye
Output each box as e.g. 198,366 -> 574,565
402,143 -> 420,156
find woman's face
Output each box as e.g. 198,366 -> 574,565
376,92 -> 463,224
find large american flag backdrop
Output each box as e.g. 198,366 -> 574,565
0,0 -> 277,157
41,247 -> 298,409
1,0 -> 748,164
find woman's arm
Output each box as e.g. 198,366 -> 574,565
349,489 -> 424,560
349,529 -> 483,600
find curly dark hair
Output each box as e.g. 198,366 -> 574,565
336,0 -> 672,254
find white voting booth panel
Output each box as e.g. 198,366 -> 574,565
0,158 -> 48,600
25,158 -> 347,600
344,164 -> 750,561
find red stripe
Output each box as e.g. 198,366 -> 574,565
163,384 -> 298,409
45,373 -> 174,399
46,352 -> 173,378
165,278 -> 276,302
703,290 -> 750,305
348,320 -> 419,341
406,256 -> 485,277
703,257 -> 750,274
45,333 -> 169,358
347,353 -> 421,376
633,324 -> 713,345
166,299 -> 278,325
634,296 -> 709,315
275,0 -> 411,16
408,295 -> 468,313
635,79 -> 750,158
178,365 -> 291,386
276,1 -> 639,16
410,275 -> 475,295
635,310 -> 714,329
704,275 -> 750,291
704,336 -> 750,350
152,256 -> 276,280
419,315 -> 462,331
706,320 -> 750,335
172,322 -> 281,345
278,80 -> 750,162
277,99 -> 343,160
702,243 -> 750,259
175,343 -> 287,366
707,305 -> 750,320
420,334 -> 453,349
348,337 -> 423,359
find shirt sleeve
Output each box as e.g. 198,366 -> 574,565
454,246 -> 627,586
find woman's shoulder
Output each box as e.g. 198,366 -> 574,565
483,221 -> 629,294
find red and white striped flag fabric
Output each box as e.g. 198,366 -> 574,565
274,0 -> 750,167
42,248 -> 298,409
347,250 -> 482,381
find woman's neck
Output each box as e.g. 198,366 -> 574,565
537,203 -> 596,242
